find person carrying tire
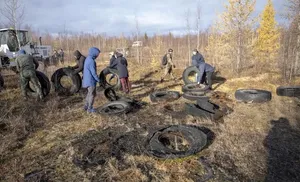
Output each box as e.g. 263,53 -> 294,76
82,47 -> 101,113
16,49 -> 43,101
161,48 -> 176,83
116,52 -> 130,93
192,51 -> 215,90
70,50 -> 86,74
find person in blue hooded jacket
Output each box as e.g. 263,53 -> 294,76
191,50 -> 215,90
191,49 -> 205,82
82,47 -> 101,113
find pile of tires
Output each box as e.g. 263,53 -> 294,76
235,89 -> 272,103
146,125 -> 207,159
51,67 -> 82,95
99,68 -> 121,90
149,91 -> 181,103
27,71 -> 51,98
182,66 -> 210,101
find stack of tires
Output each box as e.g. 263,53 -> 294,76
182,66 -> 209,101
51,67 -> 82,95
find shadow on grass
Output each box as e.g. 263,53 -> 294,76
264,117 -> 300,182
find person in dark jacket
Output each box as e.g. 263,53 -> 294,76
192,49 -> 205,65
108,51 -> 118,82
116,52 -> 130,93
192,49 -> 205,82
193,61 -> 215,90
71,50 -> 86,74
82,47 -> 101,113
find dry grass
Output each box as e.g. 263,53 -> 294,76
0,61 -> 300,181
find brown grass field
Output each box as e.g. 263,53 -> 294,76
0,60 -> 300,182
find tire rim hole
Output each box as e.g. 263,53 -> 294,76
60,76 -> 74,89
158,132 -> 191,152
188,71 -> 198,83
105,74 -> 118,87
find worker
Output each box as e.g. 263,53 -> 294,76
161,48 -> 176,83
59,49 -> 64,65
70,50 -> 86,74
82,47 -> 101,113
16,49 -> 43,101
192,57 -> 215,90
192,49 -> 205,82
116,52 -> 130,93
108,51 -> 118,82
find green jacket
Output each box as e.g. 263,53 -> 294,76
16,54 -> 39,72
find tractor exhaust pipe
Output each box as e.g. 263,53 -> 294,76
39,37 -> 42,45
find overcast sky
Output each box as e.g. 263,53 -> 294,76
0,0 -> 286,36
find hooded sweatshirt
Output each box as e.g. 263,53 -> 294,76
116,53 -> 128,78
72,50 -> 86,74
192,52 -> 205,67
82,47 -> 101,88
16,49 -> 39,72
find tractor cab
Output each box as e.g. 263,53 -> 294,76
0,28 -> 30,52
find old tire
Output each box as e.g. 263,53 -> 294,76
99,101 -> 131,115
0,73 -> 4,88
235,89 -> 272,103
185,103 -> 213,118
196,100 -> 219,114
276,86 -> 300,97
146,125 -> 207,159
182,92 -> 208,101
149,91 -> 180,103
182,83 -> 209,93
51,68 -> 82,95
183,66 -> 201,85
99,68 -> 121,90
27,71 -> 51,97
104,87 -> 119,101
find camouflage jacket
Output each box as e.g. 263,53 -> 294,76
16,54 -> 39,72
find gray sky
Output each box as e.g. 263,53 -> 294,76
0,0 -> 286,36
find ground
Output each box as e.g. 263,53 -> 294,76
0,61 -> 300,182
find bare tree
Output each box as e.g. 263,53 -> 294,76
195,1 -> 202,51
185,9 -> 191,65
135,14 -> 141,63
0,0 -> 25,48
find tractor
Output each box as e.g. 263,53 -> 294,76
0,28 -> 53,72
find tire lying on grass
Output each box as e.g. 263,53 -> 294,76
104,87 -> 119,101
182,92 -> 208,101
196,99 -> 219,114
185,103 -> 213,119
276,86 -> 300,97
51,68 -> 82,95
149,91 -> 180,103
99,68 -> 121,90
182,66 -> 201,85
146,125 -> 207,159
235,89 -> 272,103
99,101 -> 132,115
182,83 -> 209,93
27,71 -> 51,98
